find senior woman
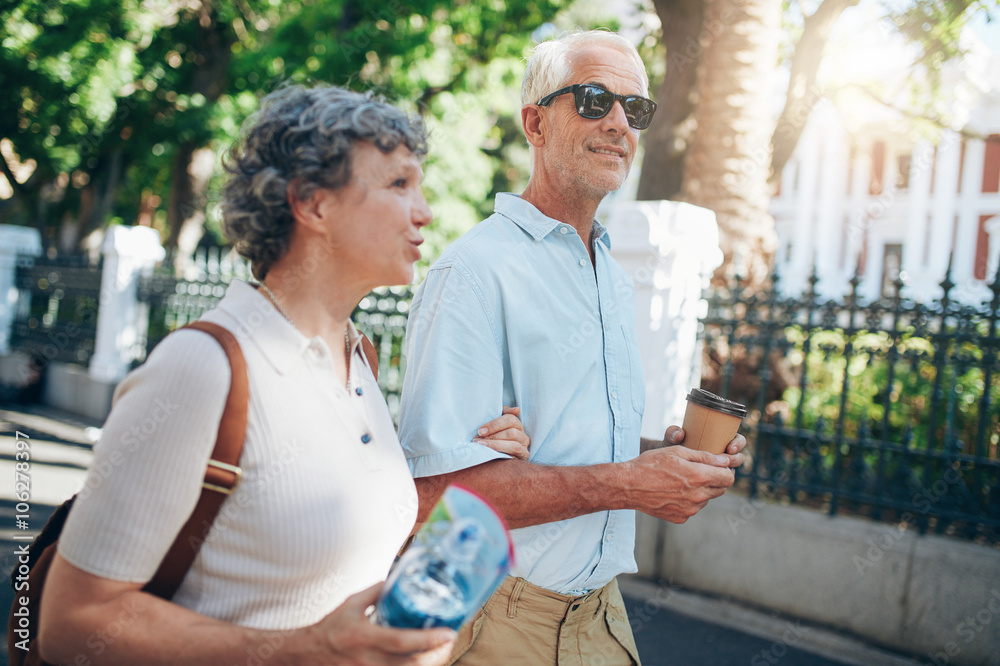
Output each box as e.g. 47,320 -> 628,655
38,85 -> 528,665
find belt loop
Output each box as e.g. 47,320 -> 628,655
594,580 -> 611,617
507,577 -> 526,619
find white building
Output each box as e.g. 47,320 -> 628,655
771,38 -> 1000,305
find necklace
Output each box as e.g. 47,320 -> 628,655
258,282 -> 293,324
259,282 -> 352,386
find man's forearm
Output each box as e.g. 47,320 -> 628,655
414,459 -> 631,529
414,442 -> 744,528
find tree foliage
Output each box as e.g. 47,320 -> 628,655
0,0 -> 572,261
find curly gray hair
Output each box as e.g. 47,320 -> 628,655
221,84 -> 428,280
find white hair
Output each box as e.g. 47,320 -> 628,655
521,29 -> 649,106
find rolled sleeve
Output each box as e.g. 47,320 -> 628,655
399,263 -> 508,478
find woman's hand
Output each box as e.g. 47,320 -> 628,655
39,555 -> 454,666
308,583 -> 455,665
474,406 -> 530,460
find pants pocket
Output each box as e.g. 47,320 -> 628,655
604,604 -> 642,665
446,609 -> 486,665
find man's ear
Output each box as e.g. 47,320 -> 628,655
287,180 -> 325,234
522,105 -> 546,148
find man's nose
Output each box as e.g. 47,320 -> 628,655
600,100 -> 631,133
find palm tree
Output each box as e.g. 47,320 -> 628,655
678,0 -> 782,286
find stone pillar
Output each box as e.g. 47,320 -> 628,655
787,116 -> 821,296
89,225 -> 165,383
901,140 -> 935,300
0,225 -> 43,355
927,132 -> 962,287
604,201 -> 724,440
814,106 -> 849,300
986,215 -> 1000,288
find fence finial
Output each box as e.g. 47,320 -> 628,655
939,250 -> 956,296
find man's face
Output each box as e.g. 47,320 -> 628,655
537,45 -> 646,201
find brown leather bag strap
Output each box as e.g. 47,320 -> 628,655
142,321 -> 248,600
360,332 -> 379,381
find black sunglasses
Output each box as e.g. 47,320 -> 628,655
536,84 -> 657,130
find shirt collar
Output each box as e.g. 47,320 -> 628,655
217,281 -> 363,376
495,192 -> 612,250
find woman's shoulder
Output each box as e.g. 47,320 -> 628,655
116,325 -> 234,402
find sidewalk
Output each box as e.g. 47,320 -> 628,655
618,577 -> 922,666
0,403 -> 924,666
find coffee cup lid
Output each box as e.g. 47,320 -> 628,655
685,388 -> 748,418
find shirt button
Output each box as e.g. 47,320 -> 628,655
361,433 -> 371,444
579,259 -> 586,267
560,227 -> 569,234
611,390 -> 618,400
355,387 -> 363,396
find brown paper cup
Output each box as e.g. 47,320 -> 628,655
682,389 -> 747,455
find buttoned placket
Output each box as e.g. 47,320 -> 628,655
305,337 -> 382,470
596,257 -> 623,585
560,224 -> 627,588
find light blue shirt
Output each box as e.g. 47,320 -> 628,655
398,193 -> 645,594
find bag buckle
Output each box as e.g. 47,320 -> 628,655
203,459 -> 242,495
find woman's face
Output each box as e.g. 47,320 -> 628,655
318,141 -> 432,288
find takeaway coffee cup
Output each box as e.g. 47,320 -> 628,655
682,388 -> 748,455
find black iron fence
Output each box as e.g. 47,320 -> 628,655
702,265 -> 1000,545
10,254 -> 102,366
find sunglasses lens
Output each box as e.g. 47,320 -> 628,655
623,98 -> 654,130
577,86 -> 613,118
562,85 -> 655,129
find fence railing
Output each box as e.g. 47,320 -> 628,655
10,254 -> 102,366
701,263 -> 1000,544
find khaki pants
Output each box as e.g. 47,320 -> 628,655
448,576 -> 641,665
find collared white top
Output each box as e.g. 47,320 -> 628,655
60,281 -> 417,629
399,193 -> 644,594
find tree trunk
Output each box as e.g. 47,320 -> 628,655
769,0 -> 860,182
680,0 -> 782,286
165,142 -> 197,252
637,0 -> 706,201
164,0 -> 231,256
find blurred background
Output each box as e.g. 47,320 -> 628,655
3,2 -> 1000,664
1,0 -> 995,278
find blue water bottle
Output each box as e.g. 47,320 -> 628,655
374,486 -> 513,630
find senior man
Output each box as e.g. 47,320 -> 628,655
399,30 -> 745,665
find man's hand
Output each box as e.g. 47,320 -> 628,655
662,426 -> 747,468
474,406 -> 530,460
622,445 -> 737,523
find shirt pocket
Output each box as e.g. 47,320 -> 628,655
621,324 -> 645,416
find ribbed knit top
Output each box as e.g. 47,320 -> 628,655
59,281 -> 418,630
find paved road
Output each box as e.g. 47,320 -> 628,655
0,404 -> 922,666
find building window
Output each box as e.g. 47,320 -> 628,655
881,243 -> 903,297
870,141 -> 886,195
896,154 -> 911,191
983,135 -> 1000,194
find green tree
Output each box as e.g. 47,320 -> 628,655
0,0 -> 569,261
